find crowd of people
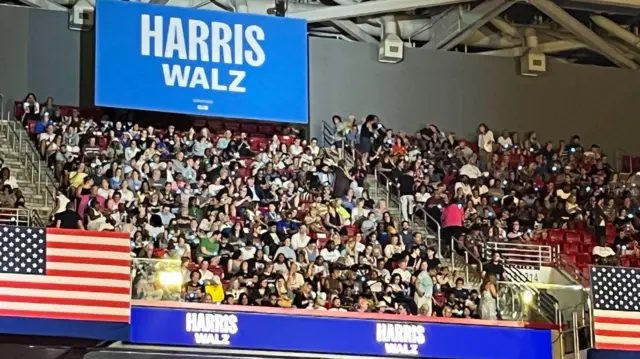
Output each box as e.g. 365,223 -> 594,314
12,92 -> 639,321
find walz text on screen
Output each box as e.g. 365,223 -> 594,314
94,0 -> 309,123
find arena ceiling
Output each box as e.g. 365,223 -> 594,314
6,0 -> 640,68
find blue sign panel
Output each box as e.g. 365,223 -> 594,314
95,0 -> 309,123
0,316 -> 129,340
130,306 -> 553,359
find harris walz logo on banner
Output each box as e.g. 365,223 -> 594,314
186,312 -> 238,346
376,322 -> 426,356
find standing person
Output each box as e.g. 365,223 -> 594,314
331,115 -> 347,159
593,195 -> 608,246
54,202 -> 84,230
441,198 -> 464,253
398,169 -> 415,222
359,115 -> 377,167
414,261 -> 434,316
477,123 -> 494,170
332,160 -> 353,198
479,274 -> 498,320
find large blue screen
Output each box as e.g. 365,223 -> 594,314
130,306 -> 553,359
95,0 -> 309,123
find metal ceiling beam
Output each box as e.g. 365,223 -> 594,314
425,0 -> 515,50
479,40 -> 588,57
564,0 -> 640,9
18,0 -> 67,11
528,0 -> 638,69
288,0 -> 474,23
332,20 -> 379,44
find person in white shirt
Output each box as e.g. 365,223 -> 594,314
199,260 -> 215,281
454,179 -> 473,198
308,138 -> 321,156
455,142 -> 474,162
415,186 -> 431,206
289,138 -> 303,157
291,225 -> 311,250
459,155 -> 482,179
497,130 -> 513,149
319,241 -> 341,263
391,259 -> 412,283
240,241 -> 257,260
477,123 -> 494,169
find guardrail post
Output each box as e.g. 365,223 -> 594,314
539,246 -> 542,266
373,169 -> 378,198
37,161 -> 42,195
586,293 -> 594,349
450,236 -> 455,273
558,311 -> 565,358
385,182 -> 389,204
44,176 -> 49,208
464,252 -> 469,283
572,311 -> 580,359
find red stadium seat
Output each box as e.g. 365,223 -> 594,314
583,232 -> 594,246
315,233 -> 329,249
576,253 -> 591,267
565,231 -> 581,244
241,123 -> 257,134
28,120 -> 36,134
548,229 -> 564,243
563,242 -> 580,255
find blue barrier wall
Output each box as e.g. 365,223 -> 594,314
0,316 -> 129,340
129,305 -> 553,359
95,0 -> 309,123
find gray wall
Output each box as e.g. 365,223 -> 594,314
0,5 -> 94,114
2,5 -> 640,156
309,37 -> 640,156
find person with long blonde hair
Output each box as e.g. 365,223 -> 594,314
479,273 -> 498,320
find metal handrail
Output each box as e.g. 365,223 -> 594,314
413,207 -> 442,257
322,120 -> 353,162
484,241 -> 554,267
0,208 -> 37,227
1,118 -> 57,211
450,235 -> 483,284
372,168 -> 401,216
322,121 -> 334,147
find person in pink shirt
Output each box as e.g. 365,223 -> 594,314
441,198 -> 464,253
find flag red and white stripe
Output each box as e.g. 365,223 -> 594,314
591,266 -> 640,351
0,227 -> 131,323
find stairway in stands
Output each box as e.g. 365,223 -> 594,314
320,123 -> 467,283
0,119 -> 57,219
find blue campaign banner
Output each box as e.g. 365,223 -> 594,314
95,0 -> 309,123
130,305 -> 553,359
0,316 -> 129,340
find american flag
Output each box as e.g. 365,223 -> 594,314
591,266 -> 640,351
0,227 -> 131,323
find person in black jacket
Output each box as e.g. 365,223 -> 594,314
593,196 -> 608,246
398,169 -> 415,222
